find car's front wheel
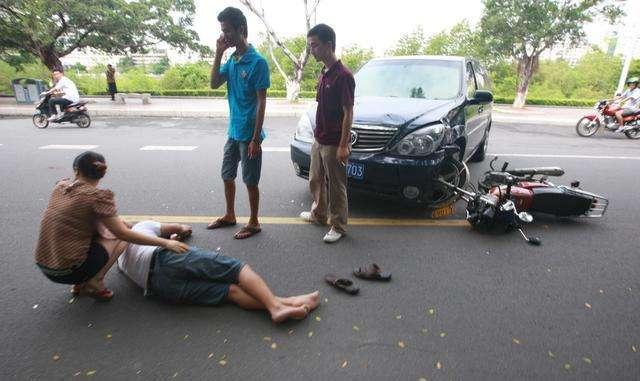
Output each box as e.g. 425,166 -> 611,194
423,156 -> 469,209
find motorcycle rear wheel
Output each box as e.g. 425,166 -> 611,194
575,117 -> 599,137
75,113 -> 91,128
32,114 -> 49,129
624,127 -> 640,139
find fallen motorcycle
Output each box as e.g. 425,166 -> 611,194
439,158 -> 609,245
576,100 -> 640,139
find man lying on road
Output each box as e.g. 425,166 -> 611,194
104,220 -> 319,323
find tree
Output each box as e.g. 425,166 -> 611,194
340,45 -> 374,73
118,56 -> 136,73
0,0 -> 208,70
480,0 -> 623,108
151,56 -> 171,75
257,35 -> 322,93
239,0 -> 320,101
387,27 -> 427,56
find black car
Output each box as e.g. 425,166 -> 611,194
290,56 -> 493,207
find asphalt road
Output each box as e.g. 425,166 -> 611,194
1,116 -> 639,380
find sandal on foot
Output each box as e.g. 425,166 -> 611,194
234,226 -> 261,240
353,263 -> 392,281
70,283 -> 86,296
88,288 -> 114,302
324,274 -> 359,295
206,218 -> 236,230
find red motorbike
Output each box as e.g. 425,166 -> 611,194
576,100 -> 640,139
439,158 -> 609,245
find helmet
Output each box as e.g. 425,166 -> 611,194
627,76 -> 639,84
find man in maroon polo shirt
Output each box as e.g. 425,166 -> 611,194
299,23 -> 355,243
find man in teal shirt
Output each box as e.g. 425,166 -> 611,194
208,7 -> 270,239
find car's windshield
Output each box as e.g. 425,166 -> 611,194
355,59 -> 462,100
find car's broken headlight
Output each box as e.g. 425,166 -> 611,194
393,123 -> 445,156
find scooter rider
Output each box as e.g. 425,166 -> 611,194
46,67 -> 80,122
615,77 -> 640,132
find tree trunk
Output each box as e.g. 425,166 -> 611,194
285,79 -> 301,102
512,55 -> 537,109
285,65 -> 305,102
40,49 -> 62,70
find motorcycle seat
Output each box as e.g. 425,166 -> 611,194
68,100 -> 88,107
506,167 -> 565,177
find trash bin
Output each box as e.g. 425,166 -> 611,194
11,78 -> 47,104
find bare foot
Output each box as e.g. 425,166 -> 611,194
280,291 -> 320,311
170,224 -> 192,241
270,304 -> 309,323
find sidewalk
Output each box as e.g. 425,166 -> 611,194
0,96 -> 590,125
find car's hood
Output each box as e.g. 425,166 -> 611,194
353,96 -> 458,126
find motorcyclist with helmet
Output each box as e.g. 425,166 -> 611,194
614,76 -> 640,132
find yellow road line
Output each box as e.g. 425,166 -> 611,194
120,215 -> 469,227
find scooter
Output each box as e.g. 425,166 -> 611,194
32,92 -> 91,129
576,100 -> 640,139
438,157 -> 609,245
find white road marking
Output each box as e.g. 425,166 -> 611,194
262,147 -> 290,152
140,145 -> 198,151
490,153 -> 640,160
39,144 -> 98,150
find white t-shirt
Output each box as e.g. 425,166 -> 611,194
624,88 -> 640,108
117,221 -> 161,295
53,76 -> 80,103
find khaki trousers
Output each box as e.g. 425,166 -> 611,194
309,141 -> 348,233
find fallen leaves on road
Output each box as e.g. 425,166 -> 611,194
598,289 -> 604,294
421,328 -> 428,335
512,338 -> 521,345
428,308 -> 436,316
548,351 -> 556,358
585,302 -> 592,309
439,332 -> 447,338
308,331 -> 314,338
563,363 -> 572,371
340,361 -> 348,369
68,298 -> 76,304
86,370 -> 97,376
398,341 -> 406,349
52,354 -> 60,361
315,316 -> 321,322
395,315 -> 402,320
106,333 -> 112,340
436,361 -> 443,370
263,336 -> 271,342
288,329 -> 295,335
208,353 -> 214,359
583,357 -> 592,364
32,304 -> 38,309
270,342 -> 278,350
352,325 -> 360,332
632,345 -> 637,353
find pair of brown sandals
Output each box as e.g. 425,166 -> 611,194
325,263 -> 392,295
206,218 -> 261,239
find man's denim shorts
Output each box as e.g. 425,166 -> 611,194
221,138 -> 262,186
148,246 -> 244,305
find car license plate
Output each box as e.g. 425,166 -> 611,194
430,203 -> 456,219
346,162 -> 364,180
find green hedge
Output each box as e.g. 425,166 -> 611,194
82,88 -> 317,98
493,96 -> 598,107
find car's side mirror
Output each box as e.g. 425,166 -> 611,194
469,90 -> 493,104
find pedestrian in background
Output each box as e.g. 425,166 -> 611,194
106,64 -> 117,101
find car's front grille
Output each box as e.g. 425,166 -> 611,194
351,124 -> 398,152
